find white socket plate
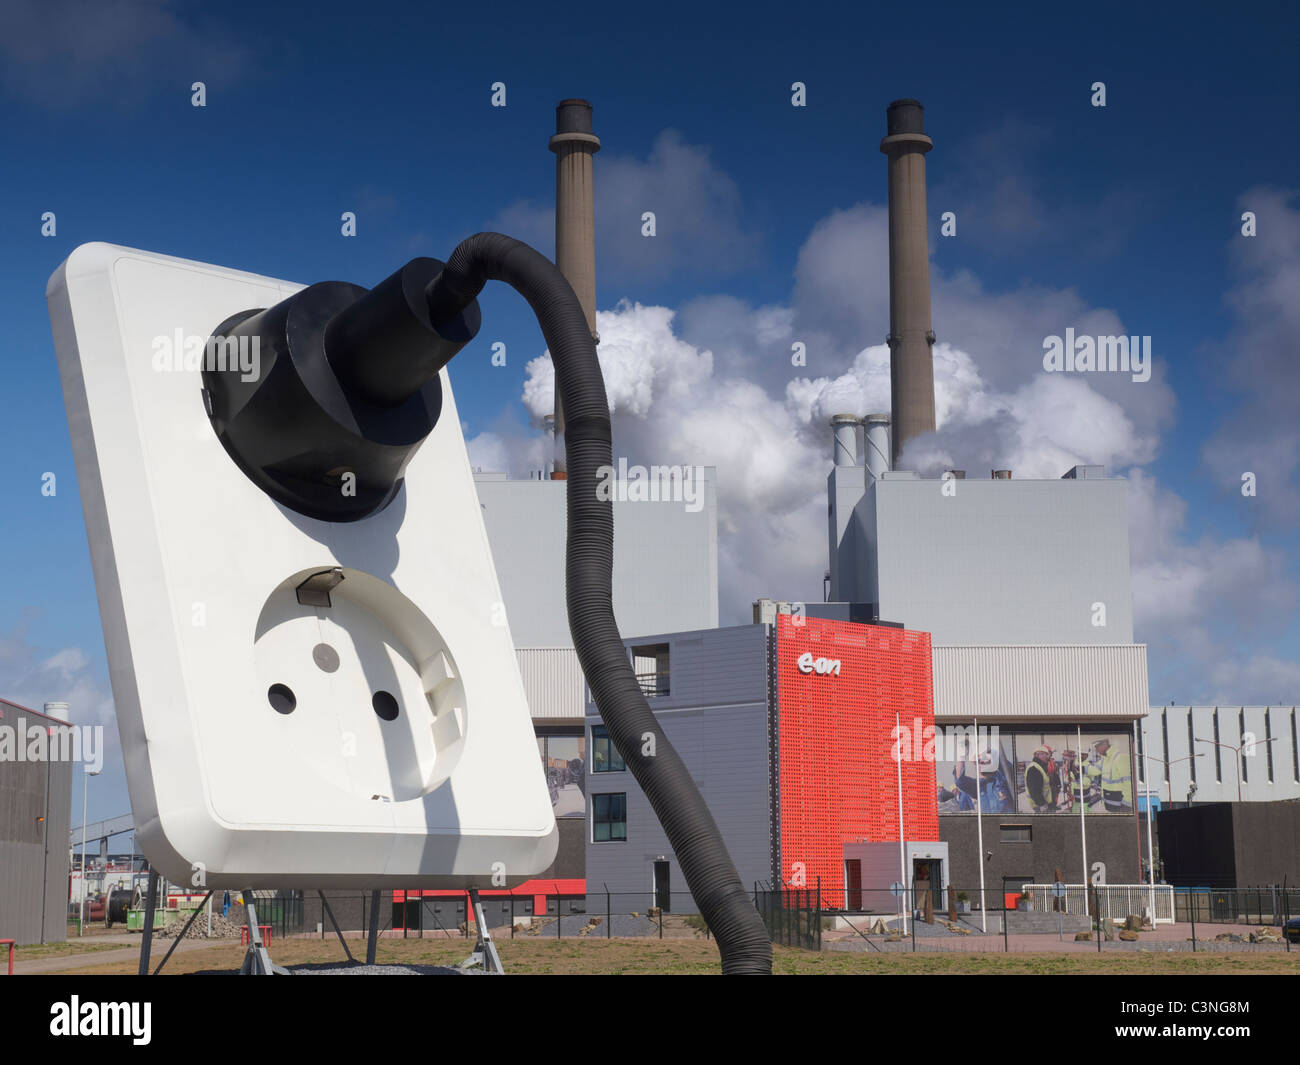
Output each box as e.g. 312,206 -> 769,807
47,243 -> 558,888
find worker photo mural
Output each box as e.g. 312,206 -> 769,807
537,734 -> 586,817
1014,733 -> 1134,815
935,736 -> 1017,814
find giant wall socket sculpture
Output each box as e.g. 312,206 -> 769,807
47,243 -> 558,889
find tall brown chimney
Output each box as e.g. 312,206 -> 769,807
549,99 -> 601,479
880,99 -> 937,466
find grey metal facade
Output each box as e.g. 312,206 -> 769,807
474,471 -> 719,649
1139,706 -> 1300,806
932,644 -> 1150,723
872,474 -> 1134,645
829,469 -> 1134,645
583,624 -> 771,912
0,706 -> 73,945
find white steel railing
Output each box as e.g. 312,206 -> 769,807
1023,883 -> 1175,925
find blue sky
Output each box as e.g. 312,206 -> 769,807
1,0 -> 1297,820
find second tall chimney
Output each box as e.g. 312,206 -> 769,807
881,99 -> 937,467
549,99 -> 601,478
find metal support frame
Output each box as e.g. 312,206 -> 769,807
319,892 -> 356,962
239,892 -> 290,975
151,889 -> 214,975
458,889 -> 505,974
137,868 -> 160,976
366,888 -> 381,965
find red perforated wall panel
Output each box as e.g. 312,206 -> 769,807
775,615 -> 937,907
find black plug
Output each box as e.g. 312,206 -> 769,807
202,258 -> 481,522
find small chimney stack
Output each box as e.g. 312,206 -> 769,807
831,414 -> 861,467
863,413 -> 891,485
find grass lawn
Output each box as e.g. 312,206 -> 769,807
14,940 -> 130,962
35,936 -> 1300,975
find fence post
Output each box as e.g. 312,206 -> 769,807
1003,905 -> 1008,952
606,886 -> 611,939
910,878 -> 916,953
1189,892 -> 1197,952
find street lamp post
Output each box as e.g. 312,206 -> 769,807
1146,753 -> 1203,805
1139,747 -> 1201,920
79,767 -> 101,937
1195,736 -> 1282,802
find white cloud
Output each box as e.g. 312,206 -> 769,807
481,198 -> 1297,692
1201,187 -> 1300,528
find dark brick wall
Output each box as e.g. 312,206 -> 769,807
1157,801 -> 1300,887
940,813 -> 1142,896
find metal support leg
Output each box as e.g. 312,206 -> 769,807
138,869 -> 160,976
319,892 -> 356,963
458,889 -> 505,974
152,889 -> 213,975
366,888 -> 381,965
239,892 -> 290,975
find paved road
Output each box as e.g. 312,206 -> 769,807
15,937 -> 237,975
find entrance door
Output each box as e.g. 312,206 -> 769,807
653,861 -> 671,912
913,858 -> 942,917
845,859 -> 863,910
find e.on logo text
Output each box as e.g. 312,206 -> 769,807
797,652 -> 841,677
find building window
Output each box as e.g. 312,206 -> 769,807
1161,711 -> 1169,782
591,724 -> 625,773
631,642 -> 670,697
1265,709 -> 1274,783
1136,720 -> 1145,783
1000,824 -> 1032,843
592,793 -> 627,842
1291,710 -> 1299,783
1239,709 -> 1248,784
1213,709 -> 1222,782
1187,713 -> 1196,783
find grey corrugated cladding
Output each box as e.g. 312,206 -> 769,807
583,624 -> 771,911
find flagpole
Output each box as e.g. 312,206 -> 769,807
973,717 -> 987,933
896,711 -> 908,936
1078,725 -> 1088,916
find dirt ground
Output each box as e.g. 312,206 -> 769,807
28,935 -> 1300,975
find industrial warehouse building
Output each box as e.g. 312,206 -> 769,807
0,699 -> 72,945
582,612 -> 1150,914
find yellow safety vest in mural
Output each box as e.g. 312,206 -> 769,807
1100,748 -> 1132,809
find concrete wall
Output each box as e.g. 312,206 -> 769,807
1140,706 -> 1300,806
939,813 -> 1141,896
583,624 -> 770,911
475,471 -> 718,649
868,474 -> 1134,645
827,465 -> 868,603
0,753 -> 72,945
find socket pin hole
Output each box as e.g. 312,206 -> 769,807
372,690 -> 399,721
312,643 -> 340,673
268,683 -> 297,715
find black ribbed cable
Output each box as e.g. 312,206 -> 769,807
426,233 -> 773,974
